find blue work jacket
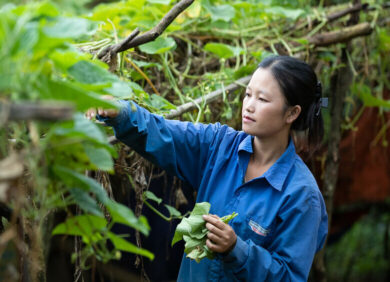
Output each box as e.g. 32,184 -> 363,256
99,101 -> 328,282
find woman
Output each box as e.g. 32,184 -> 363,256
88,55 -> 328,281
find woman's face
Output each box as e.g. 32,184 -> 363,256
242,67 -> 293,138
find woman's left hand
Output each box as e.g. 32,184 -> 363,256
203,214 -> 237,254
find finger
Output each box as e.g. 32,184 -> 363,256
203,215 -> 226,230
207,231 -> 223,245
205,238 -> 221,253
85,108 -> 96,120
104,109 -> 119,118
205,222 -> 224,237
98,107 -> 104,115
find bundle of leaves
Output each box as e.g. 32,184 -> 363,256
172,202 -> 238,263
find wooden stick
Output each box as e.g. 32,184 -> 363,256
0,102 -> 74,122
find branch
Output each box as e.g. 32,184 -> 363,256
98,0 -> 194,61
326,3 -> 369,22
107,75 -> 251,144
308,22 -> 373,47
166,75 -> 251,119
0,102 -> 74,122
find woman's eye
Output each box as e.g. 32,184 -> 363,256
245,93 -> 251,97
258,97 -> 267,102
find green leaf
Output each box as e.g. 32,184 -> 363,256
105,199 -> 150,236
191,202 -> 210,216
264,6 -> 305,20
43,17 -> 98,39
36,78 -> 118,111
233,65 -> 256,80
83,143 -> 114,171
50,49 -> 93,72
355,84 -> 390,109
144,191 -> 162,204
164,204 -> 181,218
52,214 -> 107,244
68,60 -> 117,85
104,81 -> 133,99
69,188 -> 104,217
203,2 -> 235,22
52,113 -> 106,142
171,202 -> 237,263
107,232 -> 154,260
139,37 -> 176,54
53,166 -> 109,204
145,94 -> 176,110
204,43 -> 244,59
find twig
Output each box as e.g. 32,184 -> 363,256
98,0 -> 194,62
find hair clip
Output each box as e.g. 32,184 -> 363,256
315,98 -> 329,116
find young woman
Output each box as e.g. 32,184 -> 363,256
88,55 -> 328,281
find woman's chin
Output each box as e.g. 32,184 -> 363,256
242,125 -> 256,135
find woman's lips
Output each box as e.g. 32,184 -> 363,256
243,115 -> 255,123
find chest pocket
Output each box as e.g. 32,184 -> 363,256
245,215 -> 275,247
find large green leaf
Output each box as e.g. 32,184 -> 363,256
52,214 -> 107,244
104,81 -> 133,99
36,78 -> 118,111
105,199 -> 150,236
53,166 -> 109,203
68,60 -> 117,85
139,37 -> 176,54
43,17 -> 98,39
107,232 -> 154,260
50,114 -> 115,152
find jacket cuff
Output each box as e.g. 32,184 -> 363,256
221,235 -> 249,269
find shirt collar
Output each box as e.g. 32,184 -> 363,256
238,134 -> 296,191
263,138 -> 296,191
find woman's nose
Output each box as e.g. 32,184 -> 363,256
244,99 -> 255,113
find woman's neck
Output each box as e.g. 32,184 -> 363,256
252,134 -> 289,167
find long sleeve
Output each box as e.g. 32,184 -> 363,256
98,100 -> 224,189
221,188 -> 328,281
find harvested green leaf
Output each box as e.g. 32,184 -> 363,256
172,202 -> 238,263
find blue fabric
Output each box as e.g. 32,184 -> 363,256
98,101 -> 328,282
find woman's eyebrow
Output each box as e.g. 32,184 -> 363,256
246,86 -> 270,96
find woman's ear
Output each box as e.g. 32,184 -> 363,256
286,105 -> 301,124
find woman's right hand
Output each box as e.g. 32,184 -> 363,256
85,107 -> 119,120
85,95 -> 120,120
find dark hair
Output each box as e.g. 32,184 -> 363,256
258,55 -> 324,149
